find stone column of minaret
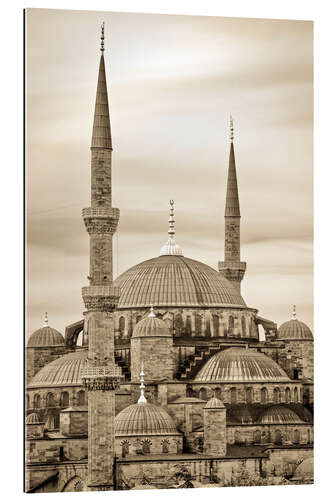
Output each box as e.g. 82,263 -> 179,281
81,23 -> 123,491
218,116 -> 246,294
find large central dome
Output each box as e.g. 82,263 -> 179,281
113,255 -> 246,309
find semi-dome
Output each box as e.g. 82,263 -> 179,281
132,308 -> 171,338
195,347 -> 290,382
28,326 -> 64,348
277,320 -> 313,341
113,255 -> 246,309
115,402 -> 179,437
259,406 -> 304,424
204,397 -> 225,409
26,412 -> 41,424
28,349 -> 87,388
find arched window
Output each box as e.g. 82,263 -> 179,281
294,387 -> 298,403
26,394 -> 30,409
300,387 -> 303,403
119,316 -> 125,337
142,440 -> 151,454
195,314 -> 202,335
136,315 -> 142,324
293,429 -> 300,444
307,429 -> 311,444
274,429 -> 282,445
46,392 -> 55,407
34,394 -> 41,409
60,391 -> 69,408
214,387 -> 222,399
273,387 -> 281,404
199,387 -> 207,400
213,315 -> 220,336
77,390 -> 86,406
186,385 -> 194,397
254,430 -> 261,444
185,316 -> 191,336
230,387 -> 237,404
241,316 -> 246,337
285,387 -> 291,403
121,441 -> 130,458
261,387 -> 268,404
234,431 -> 241,444
174,313 -> 184,336
228,316 -> 234,334
205,317 -> 211,336
246,387 -> 253,404
161,440 -> 169,453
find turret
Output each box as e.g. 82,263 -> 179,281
203,397 -> 227,456
218,117 -> 246,294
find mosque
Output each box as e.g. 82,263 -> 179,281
25,25 -> 314,492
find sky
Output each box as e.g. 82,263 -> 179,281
25,8 -> 313,338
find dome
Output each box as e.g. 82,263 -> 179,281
28,350 -> 87,388
27,326 -> 64,348
26,412 -> 41,424
277,319 -> 313,341
204,397 -> 225,409
195,347 -> 290,382
132,309 -> 171,338
113,255 -> 246,309
259,406 -> 304,424
115,402 -> 179,436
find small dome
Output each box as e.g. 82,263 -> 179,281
28,350 -> 87,388
132,310 -> 171,338
26,412 -> 41,424
277,319 -> 313,341
259,406 -> 303,424
292,457 -> 314,482
195,347 -> 290,382
115,402 -> 179,436
27,326 -> 64,348
205,397 -> 225,409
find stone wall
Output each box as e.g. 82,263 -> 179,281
115,435 -> 182,458
131,336 -> 175,382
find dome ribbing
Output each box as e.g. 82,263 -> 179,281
27,326 -> 64,348
259,406 -> 304,424
28,350 -> 87,388
277,319 -> 313,341
115,402 -> 179,437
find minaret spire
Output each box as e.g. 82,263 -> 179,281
137,363 -> 147,404
218,117 -> 246,294
159,200 -> 183,256
43,312 -> 48,327
292,304 -> 297,320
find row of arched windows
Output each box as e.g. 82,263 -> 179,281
193,386 -> 302,404
234,428 -> 310,445
30,390 -> 86,409
121,439 -> 171,458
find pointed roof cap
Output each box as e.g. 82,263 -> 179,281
160,200 -> 183,256
91,23 -> 112,149
225,116 -> 240,217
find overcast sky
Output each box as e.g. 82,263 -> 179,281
26,8 -> 313,338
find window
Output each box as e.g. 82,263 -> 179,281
205,316 -> 211,336
254,430 -> 261,444
136,315 -> 142,324
77,390 -> 86,406
274,429 -> 282,445
273,388 -> 281,404
199,387 -> 207,400
230,387 -> 237,404
46,393 -> 55,407
119,316 -> 125,337
234,431 -> 241,444
34,394 -> 41,409
294,387 -> 298,403
60,391 -> 69,408
241,316 -> 246,337
213,315 -> 220,336
186,385 -> 194,397
246,387 -> 253,404
214,387 -> 222,399
228,316 -> 234,334
285,387 -> 291,403
141,440 -> 151,454
26,394 -> 30,409
174,313 -> 184,336
195,314 -> 202,335
161,440 -> 169,454
293,429 -> 300,444
121,441 -> 130,458
185,316 -> 191,336
261,387 -> 268,404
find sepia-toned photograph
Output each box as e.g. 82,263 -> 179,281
25,7 -> 313,492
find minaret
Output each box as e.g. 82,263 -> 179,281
81,23 -> 123,491
218,117 -> 246,294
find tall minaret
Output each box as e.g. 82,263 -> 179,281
81,24 -> 122,491
218,117 -> 246,294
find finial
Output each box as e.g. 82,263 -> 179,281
148,306 -> 156,318
137,362 -> 147,404
230,115 -> 234,142
168,200 -> 175,238
292,305 -> 297,320
100,22 -> 105,53
43,312 -> 49,327
159,200 -> 183,256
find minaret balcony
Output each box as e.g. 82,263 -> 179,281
82,284 -> 120,311
82,207 -> 120,234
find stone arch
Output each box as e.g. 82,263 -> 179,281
33,393 -> 41,409
293,429 -> 300,444
214,387 -> 222,399
62,476 -> 84,492
119,316 -> 126,338
294,387 -> 298,402
273,387 -> 281,404
185,316 -> 192,336
253,430 -> 261,444
121,440 -> 130,458
228,315 -> 234,335
261,387 -> 268,404
274,429 -> 282,445
77,390 -> 86,406
241,316 -> 246,337
174,313 -> 184,336
60,391 -> 69,408
26,393 -> 30,409
285,387 -> 291,403
199,387 -> 207,400
205,315 -> 211,336
195,314 -> 202,335
212,314 -> 220,336
186,385 -> 194,397
246,387 -> 253,404
46,392 -> 55,407
161,439 -> 170,453
141,439 -> 152,454
230,387 -> 237,404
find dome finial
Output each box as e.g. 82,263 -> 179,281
138,362 -> 147,404
292,304 -> 297,320
159,200 -> 183,256
100,21 -> 105,53
43,312 -> 49,327
148,305 -> 156,318
230,115 -> 234,143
